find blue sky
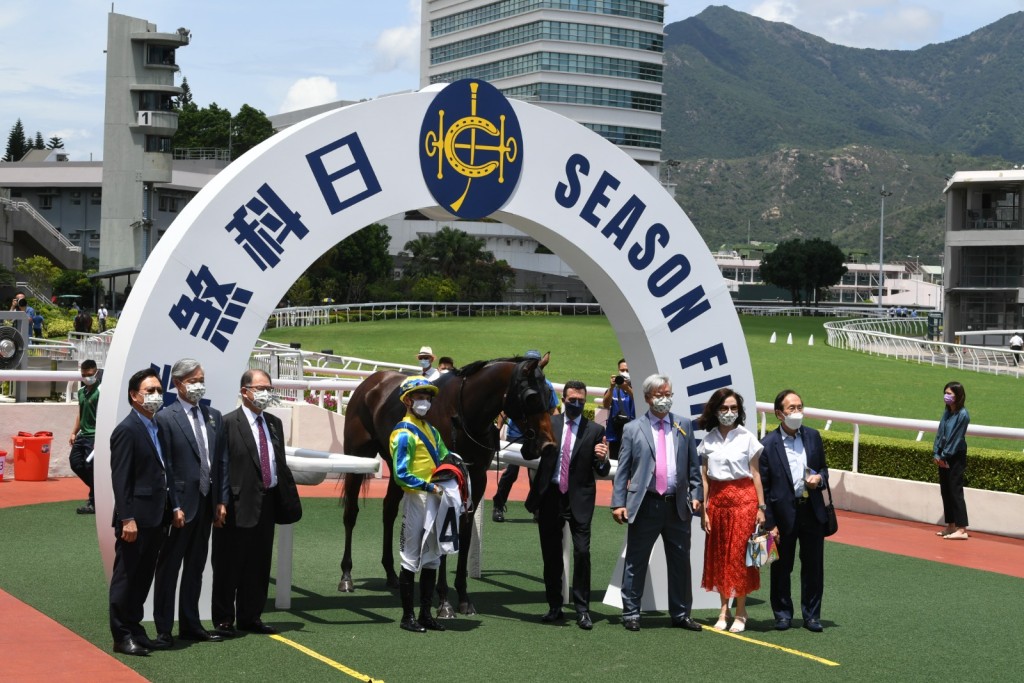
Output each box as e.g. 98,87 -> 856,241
2,1 -> 1023,162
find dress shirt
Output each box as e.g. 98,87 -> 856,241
242,404 -> 278,488
700,425 -> 762,481
782,428 -> 807,497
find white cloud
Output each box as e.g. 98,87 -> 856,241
373,24 -> 420,73
279,76 -> 340,113
749,0 -> 943,49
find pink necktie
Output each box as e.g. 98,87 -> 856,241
559,420 -> 573,494
256,415 -> 272,490
655,418 -> 667,495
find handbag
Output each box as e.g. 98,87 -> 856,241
823,477 -> 839,537
745,523 -> 777,568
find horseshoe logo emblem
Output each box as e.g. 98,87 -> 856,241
420,80 -> 523,220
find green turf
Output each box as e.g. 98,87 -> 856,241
262,315 -> 1024,450
2,497 -> 1022,681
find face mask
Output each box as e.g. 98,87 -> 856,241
651,396 -> 673,414
412,399 -> 431,417
140,392 -> 163,414
82,375 -> 97,386
619,371 -> 630,381
564,399 -> 584,419
249,389 -> 273,410
419,359 -> 431,369
783,412 -> 803,431
182,382 -> 206,403
943,393 -> 955,405
718,411 -> 738,427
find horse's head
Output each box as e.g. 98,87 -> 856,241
503,352 -> 557,459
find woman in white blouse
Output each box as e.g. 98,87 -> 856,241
698,388 -> 766,633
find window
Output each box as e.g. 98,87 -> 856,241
145,135 -> 173,153
138,91 -> 175,111
146,45 -> 176,66
39,196 -> 53,210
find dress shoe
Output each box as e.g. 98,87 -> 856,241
179,628 -> 224,642
541,607 -> 565,623
774,618 -> 792,631
76,502 -> 95,515
672,616 -> 703,632
147,633 -> 173,650
113,636 -> 150,656
213,623 -> 237,638
492,506 -> 505,523
400,614 -> 426,633
239,620 -> 278,635
418,613 -> 446,631
622,618 -> 640,632
804,619 -> 824,633
577,612 -> 593,630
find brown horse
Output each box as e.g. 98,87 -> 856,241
339,353 -> 558,616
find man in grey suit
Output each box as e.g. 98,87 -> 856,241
611,373 -> 703,632
152,358 -> 230,647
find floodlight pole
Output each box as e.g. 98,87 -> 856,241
878,186 -> 893,312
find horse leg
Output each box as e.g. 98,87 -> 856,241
338,473 -> 364,592
436,555 -> 455,619
381,481 -> 403,588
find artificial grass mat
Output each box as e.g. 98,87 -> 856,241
1,497 -> 1021,681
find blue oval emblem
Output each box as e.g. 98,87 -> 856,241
420,79 -> 523,220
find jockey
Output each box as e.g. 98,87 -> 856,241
391,376 -> 449,633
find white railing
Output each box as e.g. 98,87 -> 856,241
825,317 -> 1022,378
267,301 -> 605,328
1,197 -> 81,253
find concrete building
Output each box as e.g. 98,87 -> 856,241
942,170 -> 1024,341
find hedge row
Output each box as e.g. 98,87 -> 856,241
820,431 -> 1024,495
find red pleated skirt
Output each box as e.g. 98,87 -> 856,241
701,478 -> 760,598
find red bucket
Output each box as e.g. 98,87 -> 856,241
12,431 -> 53,481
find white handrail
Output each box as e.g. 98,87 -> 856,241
1,197 -> 81,252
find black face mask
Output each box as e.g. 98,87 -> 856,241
564,399 -> 584,419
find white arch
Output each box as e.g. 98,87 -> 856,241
94,86 -> 754,612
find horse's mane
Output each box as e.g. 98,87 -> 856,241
455,356 -> 523,379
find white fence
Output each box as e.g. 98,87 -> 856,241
267,301 -> 604,328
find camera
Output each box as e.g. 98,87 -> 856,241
614,374 -> 627,385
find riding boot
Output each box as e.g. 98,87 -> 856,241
399,569 -> 425,633
418,568 -> 445,631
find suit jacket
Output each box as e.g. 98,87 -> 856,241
525,414 -> 610,522
110,410 -> 174,529
223,407 -> 301,528
156,399 -> 230,523
759,425 -> 830,536
611,411 -> 702,522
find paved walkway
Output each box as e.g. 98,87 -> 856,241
1,474 -> 1022,681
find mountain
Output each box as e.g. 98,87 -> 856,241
662,6 -> 1024,261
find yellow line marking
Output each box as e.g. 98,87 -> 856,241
271,634 -> 384,681
702,626 -> 840,666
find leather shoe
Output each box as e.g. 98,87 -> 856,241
541,607 -> 564,623
774,618 -> 792,631
147,633 -> 173,650
179,628 -> 224,642
213,623 -> 237,638
672,616 -> 703,632
492,506 -> 505,523
623,618 -> 640,632
400,614 -> 426,633
113,636 -> 150,656
238,620 -> 278,635
804,618 -> 824,633
577,612 -> 593,630
418,614 -> 446,631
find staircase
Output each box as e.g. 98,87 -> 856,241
1,197 -> 83,270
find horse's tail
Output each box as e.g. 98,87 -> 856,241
338,471 -> 371,508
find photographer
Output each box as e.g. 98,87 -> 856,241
601,358 -> 635,460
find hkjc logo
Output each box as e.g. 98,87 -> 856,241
420,79 -> 523,220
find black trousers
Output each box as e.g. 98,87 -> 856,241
536,487 -> 592,613
770,501 -> 825,622
938,453 -> 969,527
69,435 -> 94,505
493,464 -> 520,509
212,490 -> 276,627
154,493 -> 214,634
109,522 -> 166,642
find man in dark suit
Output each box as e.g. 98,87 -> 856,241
152,358 -> 230,647
525,380 -> 609,630
611,374 -> 703,633
108,367 -> 183,656
211,369 -> 301,636
759,389 -> 829,633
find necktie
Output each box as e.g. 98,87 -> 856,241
655,418 -> 667,495
191,406 -> 210,496
256,415 -> 272,490
559,420 -> 573,494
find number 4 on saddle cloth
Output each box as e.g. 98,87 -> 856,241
418,454 -> 473,569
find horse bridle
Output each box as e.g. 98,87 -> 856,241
452,360 -> 545,462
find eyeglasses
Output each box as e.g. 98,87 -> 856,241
246,385 -> 273,392
718,407 -> 739,414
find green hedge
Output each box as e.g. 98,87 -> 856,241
821,431 -> 1024,495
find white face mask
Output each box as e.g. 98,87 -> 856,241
82,374 -> 97,386
249,389 -> 273,411
182,382 -> 206,403
419,358 -> 431,369
783,412 -> 803,431
651,396 -> 673,414
718,411 -> 738,427
412,399 -> 431,417
619,371 -> 630,381
140,392 -> 163,414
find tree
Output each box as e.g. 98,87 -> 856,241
759,238 -> 848,305
3,118 -> 29,162
52,269 -> 98,300
33,131 -> 44,149
231,104 -> 274,158
758,239 -> 806,304
13,255 -> 61,297
175,77 -> 195,111
173,102 -> 231,151
400,226 -> 512,301
801,238 -> 848,304
46,136 -> 64,149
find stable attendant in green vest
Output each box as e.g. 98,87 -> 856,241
69,359 -> 102,514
